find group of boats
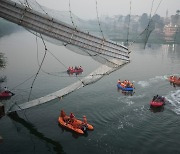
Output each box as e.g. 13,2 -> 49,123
1,75 -> 179,135
117,75 -> 180,108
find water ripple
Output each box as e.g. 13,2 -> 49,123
165,90 -> 180,115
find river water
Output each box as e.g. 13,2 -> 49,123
0,30 -> 180,154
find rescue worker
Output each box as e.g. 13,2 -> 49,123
83,115 -> 87,125
69,112 -> 75,123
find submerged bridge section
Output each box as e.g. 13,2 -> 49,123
0,0 -> 131,112
0,0 -> 130,62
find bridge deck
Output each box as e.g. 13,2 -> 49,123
0,0 -> 130,62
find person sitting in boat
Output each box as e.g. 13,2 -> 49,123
69,112 -> 75,123
130,83 -> 135,89
75,66 -> 78,70
60,110 -> 71,124
60,110 -> 66,118
121,81 -> 126,88
152,95 -> 156,101
126,80 -> 131,88
117,79 -> 121,84
81,115 -> 88,131
3,87 -> 8,92
152,95 -> 159,101
83,115 -> 87,125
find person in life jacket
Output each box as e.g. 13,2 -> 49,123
117,79 -> 121,84
60,110 -> 66,117
82,115 -> 87,125
69,112 -> 75,123
60,110 -> 69,122
81,115 -> 88,131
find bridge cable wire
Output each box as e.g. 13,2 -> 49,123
28,33 -> 48,101
129,0 -> 163,49
95,0 -> 105,40
126,1 -> 132,46
69,0 -> 76,29
35,33 -> 87,87
67,1 -> 119,73
35,33 -> 68,77
34,0 -> 50,16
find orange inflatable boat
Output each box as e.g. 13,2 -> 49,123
58,110 -> 94,134
168,76 -> 180,85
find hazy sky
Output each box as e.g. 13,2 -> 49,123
36,0 -> 179,19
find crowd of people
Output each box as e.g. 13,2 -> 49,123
152,95 -> 165,102
117,79 -> 134,88
67,66 -> 83,71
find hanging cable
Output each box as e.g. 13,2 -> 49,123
34,0 -> 50,16
149,0 -> 154,18
126,1 -> 132,46
129,0 -> 163,50
24,0 -> 30,8
95,0 -> 104,40
69,0 -> 76,29
153,0 -> 163,16
28,34 -> 47,101
11,74 -> 35,91
35,32 -> 71,77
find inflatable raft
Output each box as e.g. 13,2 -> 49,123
117,83 -> 134,91
168,76 -> 180,85
0,91 -> 14,98
58,111 -> 93,134
67,67 -> 83,74
150,96 -> 165,107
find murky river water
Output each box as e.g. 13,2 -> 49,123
0,31 -> 180,154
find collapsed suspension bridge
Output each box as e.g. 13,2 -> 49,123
0,0 -> 131,112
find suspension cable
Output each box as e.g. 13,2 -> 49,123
28,34 -> 47,101
126,1 -> 132,46
95,0 -> 105,40
69,0 -> 76,29
34,0 -> 50,16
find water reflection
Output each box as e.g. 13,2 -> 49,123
0,53 -> 6,87
117,88 -> 135,96
8,112 -> 66,154
149,106 -> 164,113
58,124 -> 88,139
166,44 -> 180,59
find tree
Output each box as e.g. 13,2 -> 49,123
139,13 -> 149,29
176,10 -> 180,15
152,14 -> 165,30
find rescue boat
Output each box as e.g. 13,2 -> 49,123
150,96 -> 165,107
67,67 -> 83,74
0,91 -> 14,98
168,76 -> 180,85
117,83 -> 134,91
58,112 -> 94,134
